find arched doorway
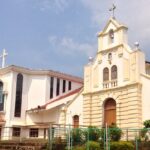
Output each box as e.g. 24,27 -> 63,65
73,115 -> 79,128
104,98 -> 116,126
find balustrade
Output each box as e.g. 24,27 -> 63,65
103,80 -> 117,89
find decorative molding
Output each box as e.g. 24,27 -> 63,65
108,59 -> 112,64
83,82 -> 142,95
118,53 -> 123,57
93,84 -> 98,88
98,60 -> 102,64
98,44 -> 123,54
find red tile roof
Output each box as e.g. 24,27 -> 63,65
44,87 -> 83,107
27,87 -> 83,112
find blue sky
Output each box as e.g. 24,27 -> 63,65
0,0 -> 150,77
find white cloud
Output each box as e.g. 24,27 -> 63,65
48,36 -> 96,57
81,0 -> 150,56
37,0 -> 69,12
55,0 -> 69,11
81,0 -> 110,25
48,36 -> 57,45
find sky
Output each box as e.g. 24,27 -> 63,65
0,0 -> 150,77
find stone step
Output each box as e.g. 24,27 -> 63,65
0,146 -> 47,150
0,141 -> 47,150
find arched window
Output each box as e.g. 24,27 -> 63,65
104,98 -> 116,126
111,65 -> 117,80
103,67 -> 109,81
0,82 -> 3,103
109,29 -> 114,43
0,82 -> 4,111
73,115 -> 79,128
14,73 -> 23,117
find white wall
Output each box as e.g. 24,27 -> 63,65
27,75 -> 47,109
141,75 -> 150,121
42,108 -> 60,124
66,92 -> 83,126
26,107 -> 61,125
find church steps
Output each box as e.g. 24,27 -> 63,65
0,141 -> 47,150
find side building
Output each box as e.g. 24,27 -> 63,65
0,65 -> 83,139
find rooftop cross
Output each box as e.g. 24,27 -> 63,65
109,4 -> 116,19
0,49 -> 8,68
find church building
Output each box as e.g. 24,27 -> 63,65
83,17 -> 150,129
0,17 -> 150,139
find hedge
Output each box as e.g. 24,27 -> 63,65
110,141 -> 134,150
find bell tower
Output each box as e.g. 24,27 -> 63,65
97,17 -> 128,52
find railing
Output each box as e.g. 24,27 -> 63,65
48,125 -> 150,150
103,80 -> 117,89
1,125 -> 150,150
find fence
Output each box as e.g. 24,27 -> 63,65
1,125 -> 150,149
48,124 -> 150,150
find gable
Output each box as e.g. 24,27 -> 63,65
103,19 -> 119,34
99,18 -> 127,36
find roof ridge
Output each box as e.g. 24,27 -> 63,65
0,65 -> 83,83
45,87 -> 83,107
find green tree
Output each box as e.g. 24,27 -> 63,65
140,120 -> 150,141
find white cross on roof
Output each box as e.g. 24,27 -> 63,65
0,49 -> 8,68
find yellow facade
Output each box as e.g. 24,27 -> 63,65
83,83 -> 142,128
83,17 -> 149,129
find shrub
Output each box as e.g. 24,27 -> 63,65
71,128 -> 85,145
71,141 -> 101,150
72,145 -> 85,150
110,141 -> 134,150
140,128 -> 148,138
143,120 -> 150,128
142,141 -> 150,147
140,120 -> 150,141
109,124 -> 122,141
86,141 -> 101,150
84,126 -> 101,141
101,124 -> 122,141
52,137 -> 66,150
